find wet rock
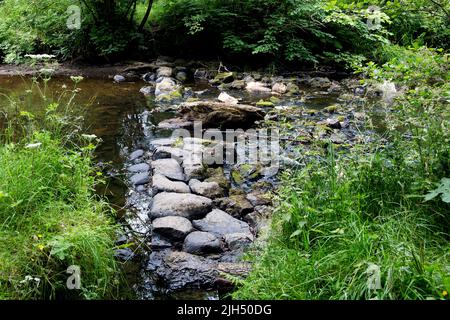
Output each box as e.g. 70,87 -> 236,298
325,118 -> 342,129
218,92 -> 238,105
113,75 -> 126,83
151,234 -> 173,250
129,149 -> 144,161
152,174 -> 191,194
152,216 -> 194,241
157,118 -> 193,130
127,163 -> 150,173
156,67 -> 173,78
246,191 -> 271,207
309,77 -> 331,89
139,86 -> 154,96
179,101 -> 265,129
211,72 -> 235,85
151,158 -> 185,181
176,71 -> 188,82
142,72 -> 156,83
328,81 -> 342,93
224,233 -> 253,250
153,146 -> 185,161
130,172 -> 150,186
150,192 -> 213,219
150,138 -> 176,149
204,167 -> 230,190
246,81 -> 271,93
149,251 -> 218,291
183,231 -> 222,254
114,248 -> 135,261
155,77 -> 182,102
214,195 -> 253,217
193,209 -> 253,238
184,164 -> 206,181
286,82 -> 301,95
272,82 -> 287,94
229,80 -> 246,90
189,179 -> 223,199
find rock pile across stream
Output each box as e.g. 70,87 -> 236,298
111,58 -> 389,298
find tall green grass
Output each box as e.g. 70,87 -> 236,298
0,76 -> 119,300
234,47 -> 449,300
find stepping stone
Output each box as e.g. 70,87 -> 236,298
189,179 -> 223,199
150,192 -> 213,220
129,149 -> 144,161
183,231 -> 222,254
127,163 -> 150,173
152,158 -> 185,181
193,209 -> 253,239
152,174 -> 190,194
152,216 -> 193,241
130,172 -> 150,186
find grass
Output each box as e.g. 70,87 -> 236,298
234,47 -> 450,300
0,76 -> 119,300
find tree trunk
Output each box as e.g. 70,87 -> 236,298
138,0 -> 154,32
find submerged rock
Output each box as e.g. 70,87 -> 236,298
150,192 -> 213,219
152,216 -> 194,241
183,231 -> 222,254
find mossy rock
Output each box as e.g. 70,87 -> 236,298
269,96 -> 281,104
186,97 -> 200,103
256,100 -> 275,107
211,72 -> 235,85
205,167 -> 230,190
324,105 -> 340,113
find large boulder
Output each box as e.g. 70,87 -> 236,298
151,158 -> 185,181
192,209 -> 253,239
152,216 -> 194,241
152,174 -> 191,194
179,101 -> 265,129
183,231 -> 222,254
150,192 -> 213,219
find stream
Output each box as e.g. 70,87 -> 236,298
0,62 -> 387,300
